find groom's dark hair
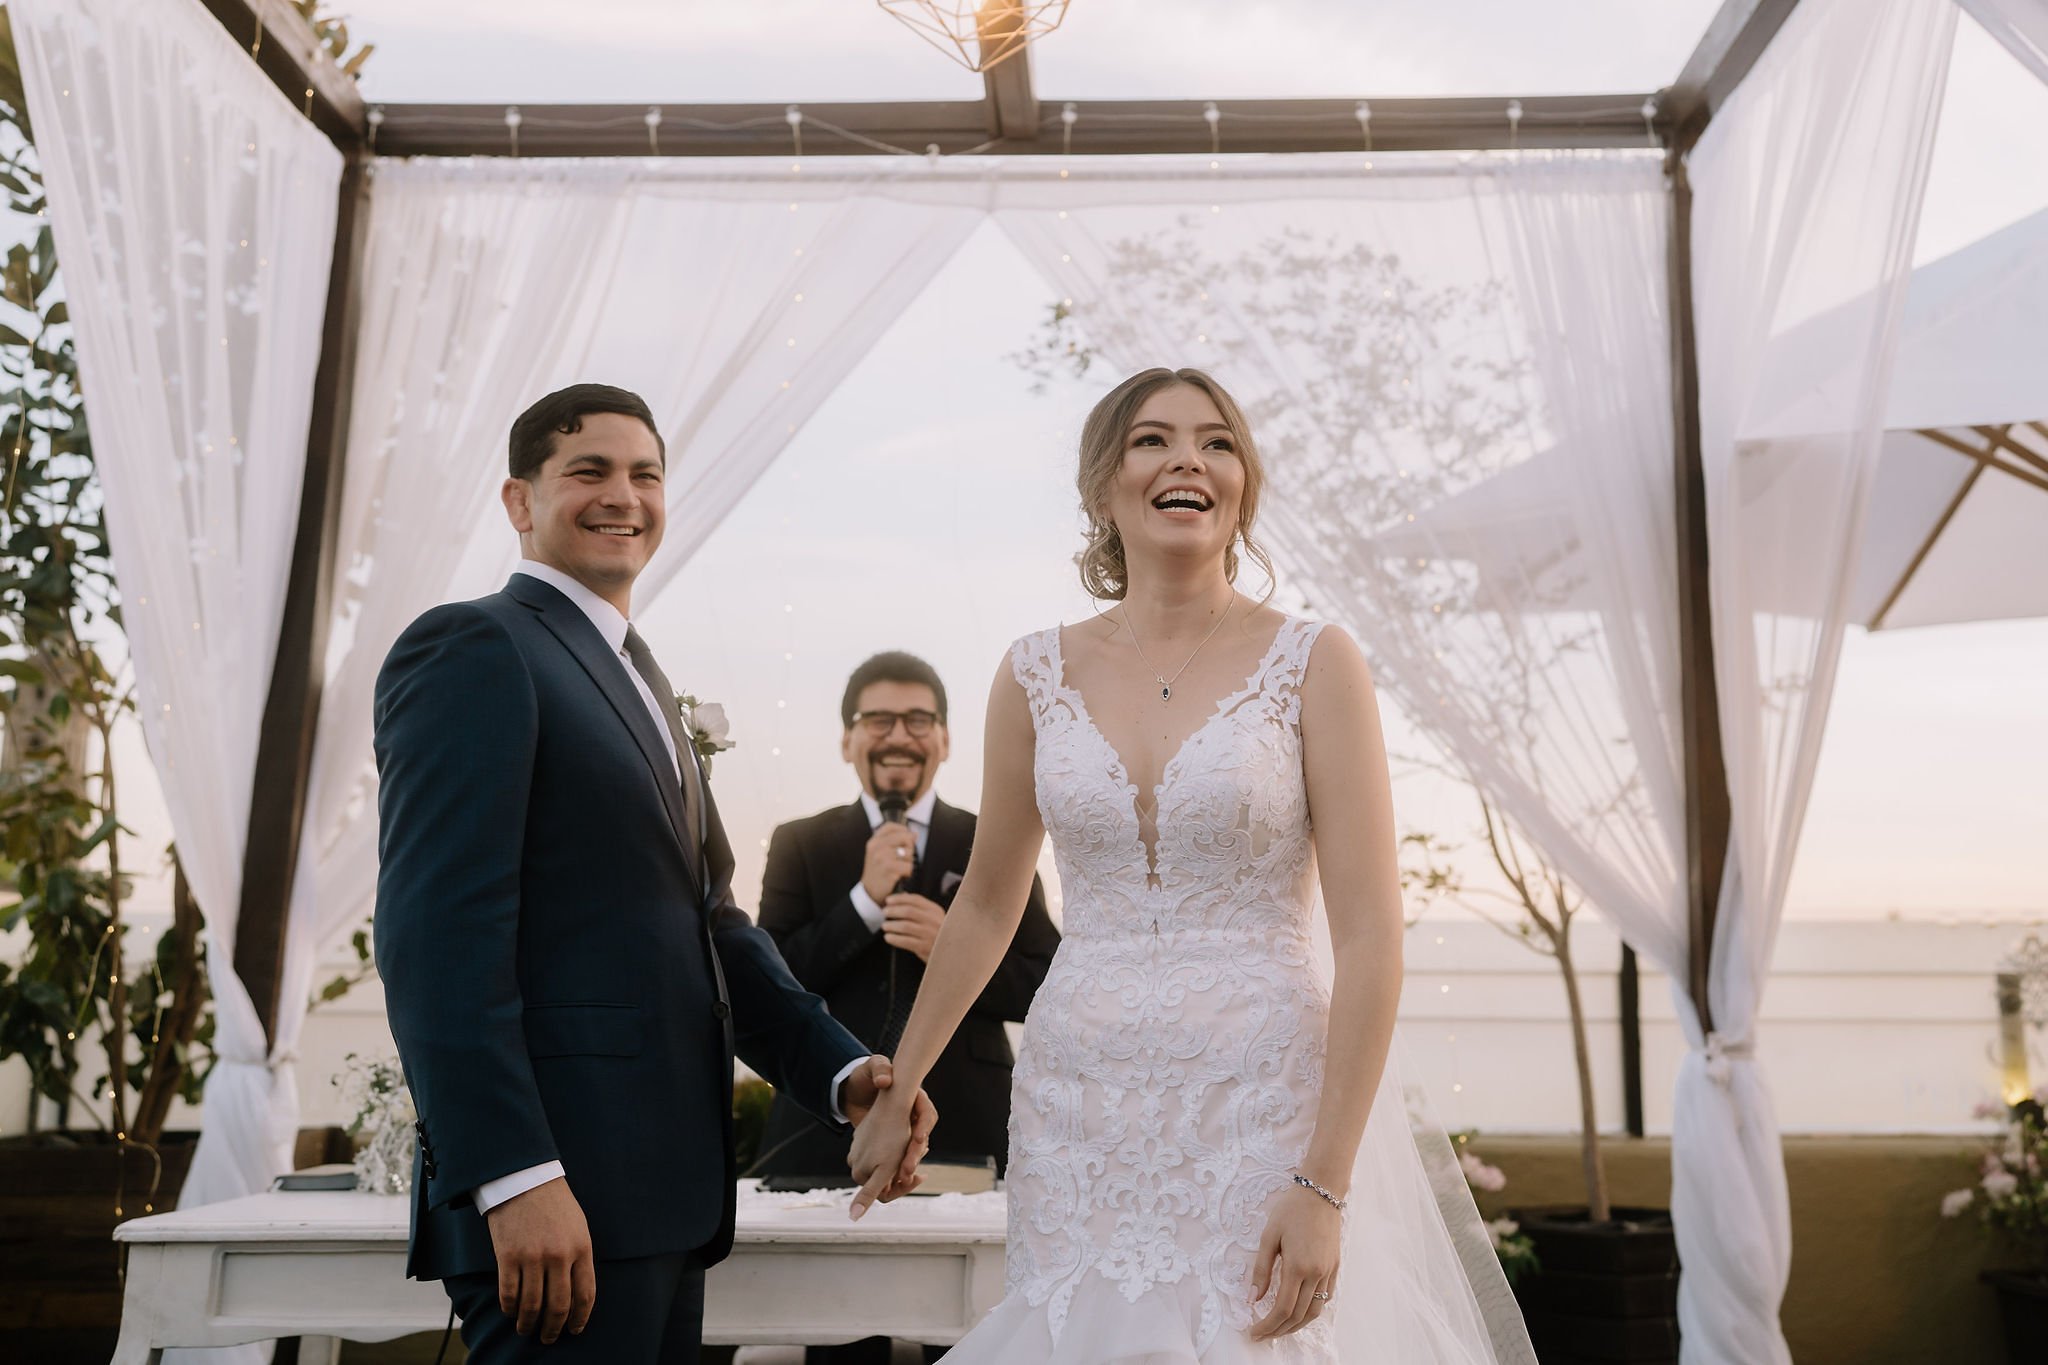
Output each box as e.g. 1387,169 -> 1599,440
509,383 -> 666,481
841,651 -> 949,729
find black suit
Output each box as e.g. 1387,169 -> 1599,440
373,573 -> 867,1362
755,797 -> 1059,1178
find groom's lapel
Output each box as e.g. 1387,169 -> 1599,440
507,574 -> 704,892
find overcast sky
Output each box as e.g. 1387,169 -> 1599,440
94,2 -> 2048,931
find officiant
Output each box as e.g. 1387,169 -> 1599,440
755,652 -> 1058,1196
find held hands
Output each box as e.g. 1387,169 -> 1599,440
862,821 -> 917,905
483,1177 -> 596,1344
1247,1181 -> 1345,1341
831,1055 -> 937,1219
846,1081 -> 938,1221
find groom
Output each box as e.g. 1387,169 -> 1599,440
374,383 -> 932,1363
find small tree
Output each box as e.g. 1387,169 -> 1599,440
1464,793 -> 1610,1222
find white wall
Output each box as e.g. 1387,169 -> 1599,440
1404,914 -> 2037,1135
9,911 -> 2032,1141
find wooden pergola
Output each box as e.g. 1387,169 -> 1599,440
201,0 -> 1803,1138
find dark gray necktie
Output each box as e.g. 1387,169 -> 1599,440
622,625 -> 701,845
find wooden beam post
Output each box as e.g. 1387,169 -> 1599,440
231,150 -> 367,1044
371,93 -> 1667,159
1664,0 -> 1803,148
195,0 -> 366,146
977,4 -> 1039,141
1620,943 -> 1645,1137
1666,154 -> 1732,1039
1656,0 -> 1804,1043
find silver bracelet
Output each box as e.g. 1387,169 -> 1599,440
1292,1172 -> 1347,1211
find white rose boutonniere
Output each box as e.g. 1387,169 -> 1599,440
676,693 -> 736,774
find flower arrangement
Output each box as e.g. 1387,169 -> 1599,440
1940,1095 -> 2048,1263
676,693 -> 735,774
1456,1137 -> 1540,1284
334,1051 -> 415,1196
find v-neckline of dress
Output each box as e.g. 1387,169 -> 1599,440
1051,617 -> 1297,886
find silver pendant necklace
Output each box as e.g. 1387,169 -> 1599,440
1121,598 -> 1234,702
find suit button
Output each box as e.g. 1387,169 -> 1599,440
712,1000 -> 731,1020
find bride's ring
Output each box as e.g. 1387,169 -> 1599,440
897,847 -> 909,858
1312,1290 -> 1331,1302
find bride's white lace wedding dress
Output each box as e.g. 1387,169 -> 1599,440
946,618 -> 1535,1365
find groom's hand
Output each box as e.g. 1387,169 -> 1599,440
838,1053 -> 895,1128
484,1178 -> 596,1343
841,1057 -> 938,1204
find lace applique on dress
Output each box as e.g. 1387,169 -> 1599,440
1000,617 -> 1334,1358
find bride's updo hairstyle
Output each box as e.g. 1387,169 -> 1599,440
1076,367 -> 1274,602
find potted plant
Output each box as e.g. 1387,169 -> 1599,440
0,33 -> 220,1364
0,5 -> 375,1354
0,0 -> 216,1160
1422,794 -> 1679,1364
1941,1095 -> 2048,1363
1454,1136 -> 1540,1286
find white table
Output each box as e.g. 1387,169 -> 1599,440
107,1182 -> 1008,1364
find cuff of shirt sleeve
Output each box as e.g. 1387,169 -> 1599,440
473,1160 -> 566,1216
829,1056 -> 868,1126
849,882 -> 887,933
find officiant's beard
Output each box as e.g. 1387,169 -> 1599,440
866,748 -> 929,800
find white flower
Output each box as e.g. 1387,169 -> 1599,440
1460,1151 -> 1507,1193
692,701 -> 730,746
1941,1188 -> 1975,1218
1983,1168 -> 2020,1200
1484,1216 -> 1519,1250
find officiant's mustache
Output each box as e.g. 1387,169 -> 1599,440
867,745 -> 927,783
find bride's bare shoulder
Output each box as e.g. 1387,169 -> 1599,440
1235,597 -> 1294,644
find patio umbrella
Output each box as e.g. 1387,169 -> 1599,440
1372,205 -> 2048,630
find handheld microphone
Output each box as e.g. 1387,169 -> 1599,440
877,790 -> 914,894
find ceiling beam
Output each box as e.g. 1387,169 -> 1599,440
1663,0 -> 1803,152
982,49 -> 1039,141
371,92 -> 1665,159
197,0 -> 366,146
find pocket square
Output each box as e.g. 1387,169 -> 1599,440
940,870 -> 964,896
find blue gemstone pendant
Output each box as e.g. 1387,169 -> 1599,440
1161,686 -> 1171,700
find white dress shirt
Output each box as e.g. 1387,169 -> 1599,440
848,787 -> 937,932
472,562 -> 860,1218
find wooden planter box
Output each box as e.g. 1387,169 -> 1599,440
0,1127 -> 350,1365
1982,1269 -> 2048,1365
1510,1206 -> 1678,1365
0,1131 -> 200,1363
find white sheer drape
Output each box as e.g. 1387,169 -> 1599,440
996,152 -> 1687,998
290,159 -> 984,981
9,0 -> 338,1233
1683,0 -> 1956,1360
997,149 -> 1681,1365
1959,0 -> 2048,83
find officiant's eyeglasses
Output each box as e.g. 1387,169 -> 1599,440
851,709 -> 940,738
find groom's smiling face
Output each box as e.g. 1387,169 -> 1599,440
503,411 -> 666,610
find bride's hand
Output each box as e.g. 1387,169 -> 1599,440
1247,1183 -> 1344,1340
846,1085 -> 936,1220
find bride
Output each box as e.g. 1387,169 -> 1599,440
848,368 -> 1534,1364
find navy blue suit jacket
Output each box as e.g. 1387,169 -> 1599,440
373,572 -> 867,1280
